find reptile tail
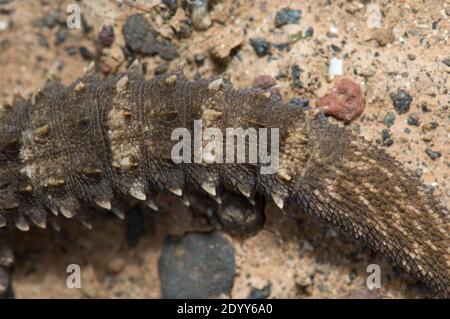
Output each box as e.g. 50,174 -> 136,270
262,112 -> 449,295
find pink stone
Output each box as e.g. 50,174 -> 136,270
316,78 -> 365,123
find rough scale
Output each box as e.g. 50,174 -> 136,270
0,71 -> 448,297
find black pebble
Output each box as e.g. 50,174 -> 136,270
122,14 -> 160,56
425,148 -> 441,160
247,283 -> 272,299
275,8 -> 302,27
125,206 -> 150,247
162,0 -> 178,16
381,129 -> 393,146
38,33 -> 49,48
194,53 -> 206,65
55,27 -> 67,46
97,25 -> 115,48
42,10 -> 59,29
383,112 -> 395,127
415,168 -> 423,177
390,90 -> 413,114
123,14 -> 178,60
407,54 -> 416,61
249,38 -> 271,57
291,64 -> 303,89
79,46 -> 94,60
429,121 -> 438,129
290,97 -> 309,108
157,39 -> 179,61
159,232 -> 236,299
154,63 -> 169,75
305,26 -> 314,38
442,58 -> 450,67
407,113 -> 420,126
331,44 -> 341,52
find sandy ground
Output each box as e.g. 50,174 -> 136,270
0,0 -> 448,298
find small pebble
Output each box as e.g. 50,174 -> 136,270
96,25 -> 115,49
381,128 -> 393,146
159,232 -> 235,299
384,112 -> 396,127
442,58 -> 450,67
407,113 -> 420,126
79,46 -> 94,60
407,54 -> 416,61
157,39 -> 179,61
154,63 -> 169,75
0,19 -> 8,31
428,121 -> 439,129
249,38 -> 271,57
42,10 -> 59,29
372,27 -> 394,46
316,78 -> 365,122
291,64 -> 303,89
305,26 -> 314,38
425,148 -> 441,160
415,168 -> 423,178
107,257 -> 125,274
247,283 -> 271,299
275,8 -> 302,27
188,0 -> 212,31
55,27 -> 67,46
122,14 -> 159,56
194,53 -> 206,65
331,44 -> 342,52
290,97 -> 309,108
253,75 -> 277,89
162,0 -> 178,16
38,33 -> 49,48
404,127 -> 411,134
328,57 -> 344,77
390,90 -> 413,114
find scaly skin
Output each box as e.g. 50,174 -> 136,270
0,72 -> 448,296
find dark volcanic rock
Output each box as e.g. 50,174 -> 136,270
249,38 -> 271,57
122,13 -> 178,60
157,38 -> 179,61
275,8 -> 302,27
390,90 -> 413,114
425,148 -> 441,160
247,283 -> 271,299
159,232 -> 236,299
383,112 -> 395,127
217,193 -> 265,237
122,14 -> 159,56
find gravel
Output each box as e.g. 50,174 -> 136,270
384,112 -> 396,127
390,90 -> 413,114
425,148 -> 441,160
247,283 -> 271,299
249,38 -> 271,57
381,128 -> 393,146
122,13 -> 160,56
275,8 -> 302,27
290,97 -> 309,108
159,232 -> 236,299
407,113 -> 420,126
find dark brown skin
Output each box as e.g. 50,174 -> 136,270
0,72 -> 448,297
